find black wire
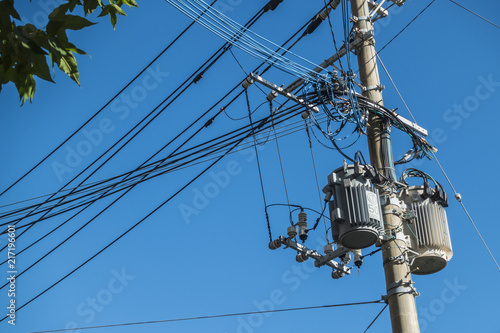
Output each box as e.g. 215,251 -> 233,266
363,303 -> 388,333
0,8 -> 328,267
0,0 -> 220,199
0,115 -> 269,321
0,5 -> 268,248
324,0 -> 344,72
245,89 -> 272,242
1,105 -> 302,232
309,201 -> 328,232
449,0 -> 500,31
27,300 -> 384,333
0,0 -> 330,225
360,247 -> 381,260
377,0 -> 437,55
0,0 -> 331,230
0,105 -> 309,272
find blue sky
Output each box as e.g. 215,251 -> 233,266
1,0 -> 500,332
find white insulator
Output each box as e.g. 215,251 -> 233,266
324,244 -> 334,254
454,193 -> 462,201
352,249 -> 363,268
266,90 -> 278,102
268,239 -> 281,250
287,225 -> 297,238
242,77 -> 254,89
331,270 -> 345,279
296,252 -> 308,263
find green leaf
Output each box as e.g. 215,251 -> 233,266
48,3 -> 71,21
46,18 -> 65,36
109,10 -> 117,28
97,5 -> 110,17
83,0 -> 103,15
98,5 -> 120,29
110,3 -> 127,16
117,0 -> 138,7
66,0 -> 83,12
0,0 -> 21,21
56,29 -> 88,55
16,74 -> 36,105
52,50 -> 80,86
60,14 -> 97,30
31,53 -> 55,83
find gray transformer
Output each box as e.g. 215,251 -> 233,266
400,186 -> 453,275
326,164 -> 384,249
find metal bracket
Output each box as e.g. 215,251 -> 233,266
352,15 -> 370,22
250,73 -> 320,113
363,84 -> 385,92
383,280 -> 420,301
277,236 -> 351,275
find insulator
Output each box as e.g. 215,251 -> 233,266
299,211 -> 307,223
268,239 -> 281,250
331,270 -> 345,279
324,244 -> 334,254
301,111 -> 310,119
298,211 -> 308,241
319,7 -> 332,21
264,0 -> 283,12
242,77 -> 254,89
352,249 -> 363,268
303,15 -> 322,36
193,72 -> 203,84
266,90 -> 278,102
287,225 -> 297,238
295,252 -> 308,263
323,190 -> 333,202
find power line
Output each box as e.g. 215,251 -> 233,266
0,0 -> 332,237
0,4 -> 268,250
363,303 -> 388,332
0,7 -> 333,289
0,3 -> 330,231
27,300 -> 385,333
377,0 -> 437,55
449,0 -> 500,31
0,118 -> 268,321
375,53 -> 417,124
431,152 -> 500,272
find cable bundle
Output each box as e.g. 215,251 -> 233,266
164,0 -> 330,83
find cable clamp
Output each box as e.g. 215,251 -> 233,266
353,27 -> 374,41
382,280 -> 419,301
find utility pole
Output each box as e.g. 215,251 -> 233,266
349,0 -> 420,332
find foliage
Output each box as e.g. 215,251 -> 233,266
0,0 -> 138,104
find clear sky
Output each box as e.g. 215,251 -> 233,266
1,0 -> 499,332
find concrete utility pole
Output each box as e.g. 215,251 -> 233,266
349,0 -> 420,332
